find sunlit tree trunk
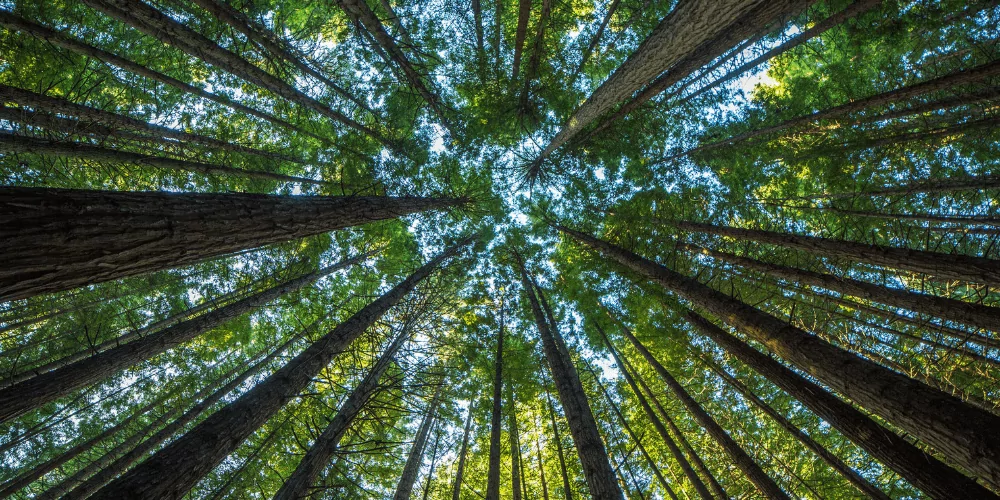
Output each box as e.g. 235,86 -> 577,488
0,187 -> 457,301
89,241 -> 469,499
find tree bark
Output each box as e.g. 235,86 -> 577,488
674,220 -> 1000,287
509,388 -> 524,500
680,242 -> 1000,332
558,224 -> 1000,492
451,398 -> 476,500
687,311 -> 995,498
273,322 -> 412,500
511,0 -> 532,82
394,386 -> 443,500
593,325 -> 711,500
547,389 -> 574,500
536,430 -> 551,500
0,10 -> 335,147
570,0 -> 622,86
697,351 -> 889,499
0,133 -> 322,185
0,186 -> 458,302
518,265 -> 624,500
518,0 -> 551,114
0,255 -> 361,424
485,320 -> 505,500
86,240 -> 470,499
421,423 -> 442,500
795,172 -> 1000,200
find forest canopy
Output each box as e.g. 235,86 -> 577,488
1,0 -> 1000,498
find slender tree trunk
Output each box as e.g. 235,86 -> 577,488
509,388 -> 524,500
0,10 -> 335,147
806,204 -> 1000,227
421,424 -> 442,500
511,0 -> 532,82
517,265 -> 624,500
547,390 -> 573,500
0,133 -> 321,185
570,0 -> 622,86
580,0 -> 816,144
493,0 -> 502,68
273,322 -> 413,500
0,256 -> 360,424
674,220 -> 1000,287
686,312 -> 995,498
88,241 -> 469,499
558,224 -> 1000,492
679,242 -> 1000,332
485,320 -> 505,500
682,0 -> 882,104
0,186 -> 458,302
59,333 -> 299,500
795,172 -> 1000,200
0,85 -> 304,163
697,351 -> 889,499
519,0 -> 551,114
533,0 -> 794,165
82,0 -> 393,148
597,323 -> 741,500
394,386 -> 443,500
473,0 -> 484,60
451,398 -> 476,500
536,431 -> 551,500
686,58 -> 1000,155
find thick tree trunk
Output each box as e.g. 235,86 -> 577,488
687,312 -> 995,498
581,0 -> 816,144
547,390 -> 574,500
0,187 -> 458,301
273,323 -> 412,500
394,386 -> 443,500
518,266 -> 624,500
88,241 -> 469,499
675,220 -> 1000,287
59,334 -> 299,500
451,398 -> 476,500
0,85 -> 303,163
0,257 -> 358,424
680,242 -> 1000,332
511,0 -> 532,82
509,389 -> 524,500
485,322 -> 505,500
534,0 -> 779,164
0,10 -> 335,147
594,325 -> 711,499
82,0 -> 394,149
0,133 -> 321,185
559,225 -> 1000,491
698,352 -> 889,499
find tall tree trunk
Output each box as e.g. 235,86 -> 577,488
536,430 -> 551,500
547,389 -> 574,500
587,363 -> 679,500
0,255 -> 361,424
421,424 -> 443,500
686,311 -> 995,498
0,10 -> 335,147
570,0 -> 622,86
0,186 -> 458,301
509,388 -> 524,500
696,350 -> 889,499
532,0 -> 795,166
81,0 -> 393,149
493,0 -> 502,68
517,264 -> 624,500
88,241 -> 469,499
394,385 -> 443,500
0,133 -> 322,185
451,398 -> 476,500
511,0 -> 532,82
485,320 -> 505,500
580,0 -> 816,144
59,333 -> 300,500
558,224 -> 1000,492
593,324 -> 711,499
518,0 -> 551,114
795,172 -> 1000,200
0,84 -> 304,163
273,321 -> 413,500
679,242 -> 1000,332
473,0 -> 484,60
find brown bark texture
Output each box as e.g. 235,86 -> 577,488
485,321 -> 504,500
394,387 -> 443,500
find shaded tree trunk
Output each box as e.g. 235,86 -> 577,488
421,423 -> 443,500
0,10 -> 335,147
0,186 -> 458,301
547,389 -> 574,500
451,398 -> 476,500
795,172 -> 1000,200
273,322 -> 412,500
570,0 -> 622,86
518,0 -> 551,115
0,256 -> 361,424
674,220 -> 1000,287
511,0 -> 532,82
558,224 -> 1000,492
394,386 -> 443,500
485,320 -> 505,500
517,263 -> 624,500
88,241 -> 470,499
686,311 -> 995,498
536,431 -> 551,500
509,388 -> 524,500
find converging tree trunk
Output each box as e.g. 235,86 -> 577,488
394,385 -> 443,500
88,240 -> 470,499
0,186 -> 459,301
557,224 -> 1000,492
517,262 -> 624,500
485,317 -> 505,500
511,0 -> 532,82
451,397 -> 476,500
509,388 -> 524,500
547,389 -> 574,500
